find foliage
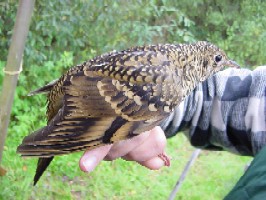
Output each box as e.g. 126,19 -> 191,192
164,0 -> 266,66
1,0 -> 265,67
0,0 -> 264,199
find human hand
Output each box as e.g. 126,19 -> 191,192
79,126 -> 170,172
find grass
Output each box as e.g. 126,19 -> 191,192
0,128 -> 251,200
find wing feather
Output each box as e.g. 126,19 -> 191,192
18,54 -> 176,157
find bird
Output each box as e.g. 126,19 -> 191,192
17,41 -> 240,185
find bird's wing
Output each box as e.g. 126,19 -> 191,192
17,68 -> 170,157
47,47 -> 181,120
86,49 -> 186,111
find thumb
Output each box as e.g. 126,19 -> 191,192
79,144 -> 112,172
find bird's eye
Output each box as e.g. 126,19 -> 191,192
215,55 -> 222,63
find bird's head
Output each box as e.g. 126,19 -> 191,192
192,41 -> 240,81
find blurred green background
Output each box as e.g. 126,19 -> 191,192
1,0 -> 265,199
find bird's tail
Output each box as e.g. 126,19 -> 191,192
28,79 -> 58,96
22,79 -> 58,185
34,157 -> 54,186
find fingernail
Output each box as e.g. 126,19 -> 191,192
82,156 -> 97,172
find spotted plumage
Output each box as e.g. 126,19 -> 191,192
17,41 -> 239,185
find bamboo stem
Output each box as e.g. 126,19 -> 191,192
0,0 -> 35,166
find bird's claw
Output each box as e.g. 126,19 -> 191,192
158,153 -> 171,167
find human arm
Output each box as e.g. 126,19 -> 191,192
161,66 -> 266,156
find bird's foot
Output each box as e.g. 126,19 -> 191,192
158,153 -> 171,167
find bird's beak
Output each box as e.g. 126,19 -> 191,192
224,60 -> 240,68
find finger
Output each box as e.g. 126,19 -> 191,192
138,156 -> 167,170
104,131 -> 150,161
122,126 -> 167,162
79,144 -> 112,172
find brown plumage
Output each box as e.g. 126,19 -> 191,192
17,41 -> 239,185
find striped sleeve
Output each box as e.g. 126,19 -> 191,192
161,66 -> 266,156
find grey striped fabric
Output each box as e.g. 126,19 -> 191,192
161,66 -> 266,156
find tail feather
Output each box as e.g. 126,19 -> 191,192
33,157 -> 54,186
28,79 -> 58,96
24,79 -> 58,185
